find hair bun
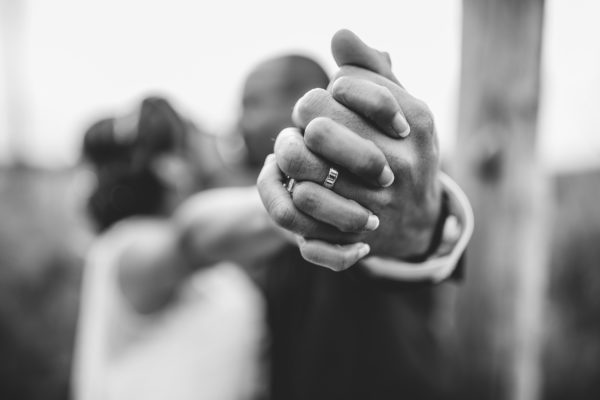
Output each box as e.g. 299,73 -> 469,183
82,96 -> 189,231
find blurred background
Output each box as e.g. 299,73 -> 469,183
0,0 -> 599,399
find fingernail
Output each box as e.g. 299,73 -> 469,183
357,243 -> 371,259
331,77 -> 343,94
364,214 -> 379,231
378,165 -> 395,187
392,112 -> 410,138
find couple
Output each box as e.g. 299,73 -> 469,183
74,29 -> 472,400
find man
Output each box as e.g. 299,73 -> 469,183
211,54 -> 330,187
73,28 -> 472,400
251,29 -> 472,399
181,30 -> 472,399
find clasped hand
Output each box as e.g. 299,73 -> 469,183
258,29 -> 442,271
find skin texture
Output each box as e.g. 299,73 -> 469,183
257,30 -> 442,270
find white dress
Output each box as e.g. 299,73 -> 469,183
72,221 -> 266,400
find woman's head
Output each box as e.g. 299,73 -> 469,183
83,96 -> 198,232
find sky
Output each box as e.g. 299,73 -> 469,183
0,0 -> 599,172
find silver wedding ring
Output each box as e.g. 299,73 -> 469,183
323,167 -> 339,190
284,177 -> 296,195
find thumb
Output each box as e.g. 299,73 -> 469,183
331,29 -> 400,85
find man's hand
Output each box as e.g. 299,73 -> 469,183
257,30 -> 442,270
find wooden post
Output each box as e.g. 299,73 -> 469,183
452,0 -> 547,399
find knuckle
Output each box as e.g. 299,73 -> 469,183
270,198 -> 296,229
376,189 -> 395,208
371,88 -> 391,112
295,88 -> 331,124
378,87 -> 397,113
363,159 -> 381,178
292,184 -> 319,214
284,154 -> 304,178
410,101 -> 435,135
345,81 -> 396,122
394,155 -> 414,176
360,143 -> 386,175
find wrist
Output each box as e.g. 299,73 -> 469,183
361,173 -> 473,283
404,186 -> 449,263
389,175 -> 443,260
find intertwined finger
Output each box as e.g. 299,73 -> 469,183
292,180 -> 379,233
273,127 -> 329,180
296,236 -> 371,272
274,127 -> 392,193
303,118 -> 394,186
331,77 -> 410,138
292,68 -> 435,156
292,87 -> 418,159
257,154 -> 364,241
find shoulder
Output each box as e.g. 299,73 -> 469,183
92,218 -> 175,259
86,218 -> 181,306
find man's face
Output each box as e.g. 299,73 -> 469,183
239,61 -> 297,167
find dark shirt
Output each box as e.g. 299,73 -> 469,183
257,247 -> 459,400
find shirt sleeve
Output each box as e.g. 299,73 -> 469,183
360,172 -> 474,284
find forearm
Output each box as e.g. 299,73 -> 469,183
174,186 -> 291,269
108,188 -> 290,315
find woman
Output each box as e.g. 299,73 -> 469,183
72,96 -> 267,400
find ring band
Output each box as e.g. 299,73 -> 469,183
323,167 -> 339,189
285,177 -> 296,195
